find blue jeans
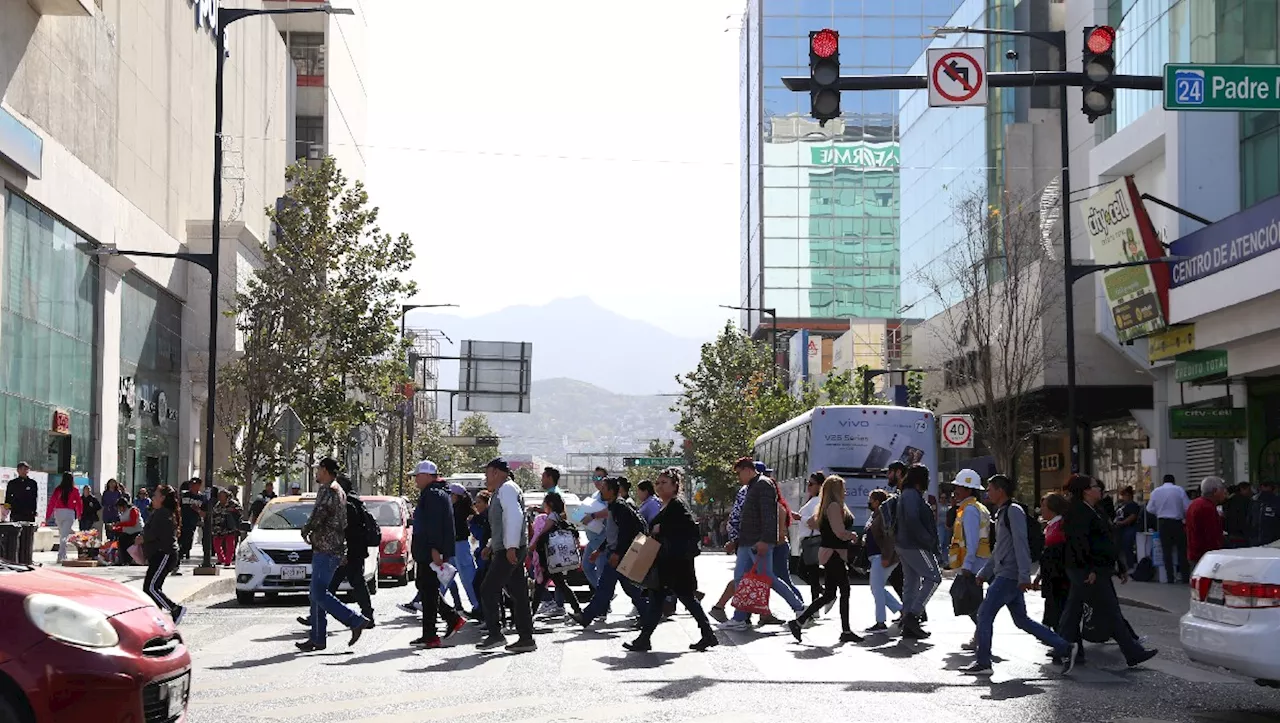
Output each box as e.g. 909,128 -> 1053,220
868,555 -> 903,623
975,576 -> 1069,667
581,556 -> 647,623
772,543 -> 805,605
582,529 -> 606,588
309,552 -> 366,645
444,540 -> 478,608
731,546 -> 805,621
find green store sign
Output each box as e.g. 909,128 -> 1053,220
1175,349 -> 1228,383
810,143 -> 900,169
1169,406 -> 1246,439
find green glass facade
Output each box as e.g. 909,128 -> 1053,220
117,272 -> 183,497
805,163 -> 900,316
0,190 -> 99,475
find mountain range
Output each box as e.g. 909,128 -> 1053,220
407,296 -> 707,395
485,378 -> 681,462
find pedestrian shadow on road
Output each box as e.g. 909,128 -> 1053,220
251,632 -> 306,643
595,653 -> 680,671
406,653 -> 500,674
940,651 -> 1005,671
974,677 -> 1046,701
208,649 -> 348,670
789,646 -> 838,660
330,647 -> 416,666
865,640 -> 933,659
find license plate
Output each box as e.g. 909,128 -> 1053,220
280,565 -> 306,580
159,674 -> 189,718
1207,580 -> 1224,605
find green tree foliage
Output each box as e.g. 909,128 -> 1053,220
455,414 -> 500,472
622,439 -> 680,487
219,157 -> 415,498
514,467 -> 540,491
674,325 -> 893,508
411,418 -> 460,477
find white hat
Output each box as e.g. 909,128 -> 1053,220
414,460 -> 439,475
952,469 -> 984,491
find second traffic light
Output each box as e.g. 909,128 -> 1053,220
809,29 -> 840,124
1082,25 -> 1116,123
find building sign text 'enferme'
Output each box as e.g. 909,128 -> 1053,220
189,0 -> 218,37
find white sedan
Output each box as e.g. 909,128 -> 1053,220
1180,541 -> 1280,686
234,494 -> 376,605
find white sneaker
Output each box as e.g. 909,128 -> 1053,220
718,619 -> 749,631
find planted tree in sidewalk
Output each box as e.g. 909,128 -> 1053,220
918,187 -> 1063,474
272,157 -> 417,472
455,413 -> 500,472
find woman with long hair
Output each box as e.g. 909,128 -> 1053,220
101,479 -> 123,540
864,489 -> 903,632
1057,474 -> 1156,671
79,484 -> 101,533
788,475 -> 862,644
625,467 -> 718,652
1034,491 -> 1082,663
46,473 -> 82,563
141,485 -> 185,623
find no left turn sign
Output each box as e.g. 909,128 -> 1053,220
928,47 -> 987,107
940,414 -> 975,449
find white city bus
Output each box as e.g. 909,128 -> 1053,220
752,405 -> 938,559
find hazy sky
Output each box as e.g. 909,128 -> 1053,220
363,1 -> 744,340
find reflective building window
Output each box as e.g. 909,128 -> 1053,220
0,191 -> 99,475
117,273 -> 183,496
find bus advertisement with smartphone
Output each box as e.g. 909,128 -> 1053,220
752,405 -> 937,557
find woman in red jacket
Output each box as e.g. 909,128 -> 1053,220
111,497 -> 145,566
1186,477 -> 1228,571
46,473 -> 83,563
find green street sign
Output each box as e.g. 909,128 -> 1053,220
1175,349 -> 1228,383
1170,406 -> 1246,440
1164,64 -> 1280,112
624,456 -> 684,468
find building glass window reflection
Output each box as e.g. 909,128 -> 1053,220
0,191 -> 99,476
116,273 -> 183,497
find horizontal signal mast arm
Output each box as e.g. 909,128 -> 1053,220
780,72 -> 1162,92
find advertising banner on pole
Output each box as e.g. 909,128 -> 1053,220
1078,176 -> 1170,342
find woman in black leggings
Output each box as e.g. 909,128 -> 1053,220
141,485 -> 185,624
789,475 -> 862,644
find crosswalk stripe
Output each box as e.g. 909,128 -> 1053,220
192,624 -> 285,656
241,688 -> 454,719
559,635 -> 620,678
337,695 -> 552,723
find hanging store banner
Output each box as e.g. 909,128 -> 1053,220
1078,176 -> 1171,342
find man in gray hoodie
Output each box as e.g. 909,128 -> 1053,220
961,474 -> 1072,675
894,464 -> 941,640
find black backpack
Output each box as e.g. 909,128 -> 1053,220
348,496 -> 380,548
1001,502 -> 1045,563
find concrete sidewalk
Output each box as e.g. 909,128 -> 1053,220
32,544 -> 235,605
1116,579 -> 1192,615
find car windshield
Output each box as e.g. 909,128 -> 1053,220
368,501 -> 403,526
256,502 -> 314,530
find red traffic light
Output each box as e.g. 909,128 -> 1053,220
811,29 -> 838,59
1086,25 -> 1115,54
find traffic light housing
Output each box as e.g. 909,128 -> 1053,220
809,29 -> 840,124
1082,25 -> 1116,123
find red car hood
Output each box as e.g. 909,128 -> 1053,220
0,567 -> 155,617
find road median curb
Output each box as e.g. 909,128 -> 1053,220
175,575 -> 236,605
1117,594 -> 1172,613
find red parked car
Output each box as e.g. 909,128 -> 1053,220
0,559 -> 191,723
364,496 -> 415,584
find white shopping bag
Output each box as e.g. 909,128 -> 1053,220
431,561 -> 457,590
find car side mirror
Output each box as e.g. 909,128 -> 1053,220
238,521 -> 252,533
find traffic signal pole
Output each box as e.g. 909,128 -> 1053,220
782,28 -> 1167,475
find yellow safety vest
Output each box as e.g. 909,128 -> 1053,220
949,497 -> 991,570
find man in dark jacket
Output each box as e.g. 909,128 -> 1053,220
298,474 -> 374,628
249,482 -> 276,525
894,464 -> 941,640
723,457 -> 805,629
178,478 -> 207,563
410,460 -> 464,648
1223,482 -> 1254,548
1250,480 -> 1280,546
3,461 -> 38,522
572,476 -> 650,626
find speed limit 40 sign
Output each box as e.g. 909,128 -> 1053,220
940,414 -> 975,449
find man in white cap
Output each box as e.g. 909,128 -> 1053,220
948,469 -> 991,651
408,460 -> 466,648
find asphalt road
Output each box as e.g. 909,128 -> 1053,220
177,556 -> 1280,723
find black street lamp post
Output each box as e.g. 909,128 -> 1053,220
98,3 -> 353,576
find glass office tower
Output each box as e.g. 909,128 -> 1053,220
740,0 -> 964,333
